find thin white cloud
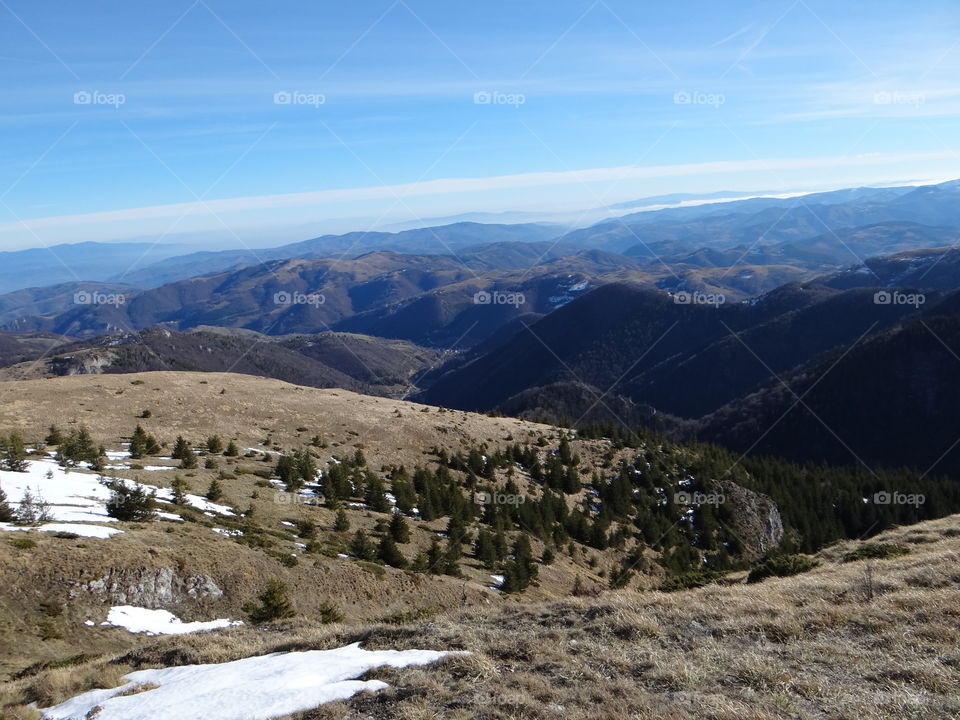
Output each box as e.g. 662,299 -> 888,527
0,150 -> 947,235
711,23 -> 755,48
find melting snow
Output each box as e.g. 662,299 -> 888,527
100,606 -> 241,635
41,642 -> 459,720
0,522 -> 122,538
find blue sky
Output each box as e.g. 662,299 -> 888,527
1,0 -> 959,249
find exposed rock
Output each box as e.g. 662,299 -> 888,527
69,567 -> 223,606
716,480 -> 784,558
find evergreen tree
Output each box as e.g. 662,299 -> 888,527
106,480 -> 156,521
224,440 -> 239,457
145,434 -> 161,456
179,444 -> 197,470
377,533 -> 408,568
206,435 -> 224,454
205,478 -> 223,502
350,529 -> 376,561
129,425 -> 149,459
0,483 -> 13,522
389,513 -> 410,543
364,473 -> 390,512
275,455 -> 301,491
296,449 -> 317,485
171,476 -> 189,505
501,533 -> 538,593
425,537 -> 445,574
57,426 -> 99,467
171,435 -> 190,460
14,488 -> 52,526
333,508 -> 350,532
1,433 -> 29,472
244,579 -> 295,624
45,425 -> 63,446
474,528 -> 497,569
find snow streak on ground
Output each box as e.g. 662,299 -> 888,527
0,456 -> 233,533
0,522 -> 122,538
42,643 -> 459,720
100,606 -> 241,635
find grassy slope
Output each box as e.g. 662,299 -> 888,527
3,516 -> 958,720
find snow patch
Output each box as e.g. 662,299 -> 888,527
0,522 -> 122,538
100,606 -> 241,636
42,642 -> 459,720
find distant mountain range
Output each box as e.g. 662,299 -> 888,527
4,179 -> 960,474
418,246 -> 960,474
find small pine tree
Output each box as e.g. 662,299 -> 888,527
206,435 -> 224,454
145,434 -> 161,456
171,476 -> 189,505
334,509 -> 350,532
318,601 -> 343,624
474,528 -> 497,569
350,529 -> 376,561
129,425 -> 149,459
426,537 -> 445,574
1,433 -> 29,472
501,533 -> 538,593
14,488 -> 52,526
106,480 -> 156,522
0,483 -> 13,522
243,579 -> 295,624
275,455 -> 301,492
224,440 -> 239,457
389,513 -> 410,543
296,449 -> 317,485
172,436 -> 190,460
205,478 -> 224,502
45,425 -> 63,446
377,533 -> 408,568
364,473 -> 390,512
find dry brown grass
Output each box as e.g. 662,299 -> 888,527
3,516 -> 959,720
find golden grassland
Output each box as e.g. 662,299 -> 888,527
3,516 -> 958,720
